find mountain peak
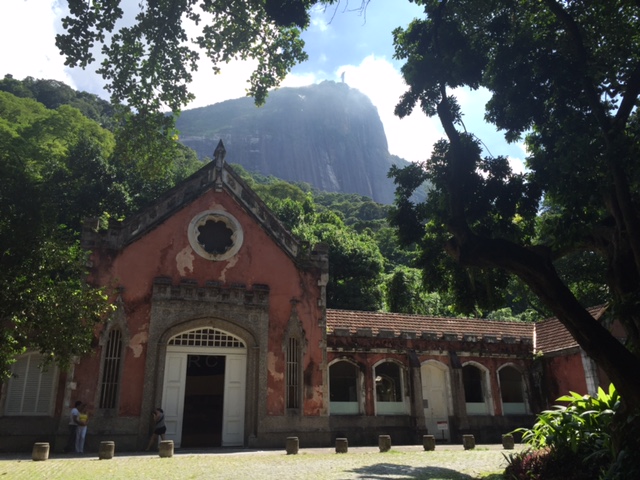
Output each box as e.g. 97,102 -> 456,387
177,82 -> 407,204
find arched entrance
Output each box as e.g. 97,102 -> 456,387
421,361 -> 452,441
162,328 -> 247,448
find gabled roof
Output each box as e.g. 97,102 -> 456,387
327,309 -> 534,342
534,305 -> 608,354
82,141 -> 301,261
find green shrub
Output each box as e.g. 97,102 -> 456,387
504,447 -> 609,480
505,384 -> 618,479
503,448 -> 549,479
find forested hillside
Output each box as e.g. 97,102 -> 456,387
1,75 -> 576,379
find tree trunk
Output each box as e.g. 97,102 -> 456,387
446,232 -> 640,407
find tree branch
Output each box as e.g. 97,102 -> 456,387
544,0 -> 640,277
615,62 -> 640,127
445,231 -> 640,402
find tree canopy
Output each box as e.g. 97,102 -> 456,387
0,92 -> 117,378
56,0 -> 315,112
234,166 -> 386,311
386,0 -> 640,466
0,88 -> 204,378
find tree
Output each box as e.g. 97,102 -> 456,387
55,0 -> 312,173
0,75 -> 117,129
387,0 -> 640,468
0,87 -> 207,379
299,221 -> 384,311
385,266 -> 452,317
0,93 -> 116,378
248,175 -> 385,310
56,0 -> 311,113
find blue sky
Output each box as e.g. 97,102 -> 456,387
1,0 -> 525,167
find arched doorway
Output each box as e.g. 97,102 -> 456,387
162,328 -> 247,448
420,361 -> 451,441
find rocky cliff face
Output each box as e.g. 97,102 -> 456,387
177,81 -> 406,204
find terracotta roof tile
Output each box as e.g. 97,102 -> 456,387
327,306 -> 610,353
326,309 -> 534,341
534,305 -> 608,354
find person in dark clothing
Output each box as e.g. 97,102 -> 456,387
145,407 -> 166,451
64,400 -> 82,453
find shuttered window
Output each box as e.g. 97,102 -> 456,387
286,337 -> 300,409
99,329 -> 123,409
5,353 -> 57,416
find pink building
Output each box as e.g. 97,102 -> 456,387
0,145 -> 618,451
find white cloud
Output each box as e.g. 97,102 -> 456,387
508,141 -> 528,175
187,58 -> 259,110
310,8 -> 331,33
1,0 -> 74,86
508,157 -> 526,175
281,72 -> 320,89
336,56 -> 444,163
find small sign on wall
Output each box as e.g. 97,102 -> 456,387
437,421 -> 449,430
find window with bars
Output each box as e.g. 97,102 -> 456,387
285,337 -> 300,409
168,328 -> 245,348
4,353 -> 57,416
99,329 -> 123,409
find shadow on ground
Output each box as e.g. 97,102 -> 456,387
347,463 -> 491,479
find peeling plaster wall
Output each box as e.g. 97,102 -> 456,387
74,188 -> 326,449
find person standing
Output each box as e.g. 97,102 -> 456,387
145,408 -> 166,451
64,400 -> 82,453
75,403 -> 89,453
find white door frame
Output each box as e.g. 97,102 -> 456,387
162,344 -> 247,447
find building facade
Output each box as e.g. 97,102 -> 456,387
0,146 -> 615,452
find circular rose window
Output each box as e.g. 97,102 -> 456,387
188,211 -> 243,261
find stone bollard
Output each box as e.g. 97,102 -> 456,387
159,440 -> 174,458
502,433 -> 515,450
285,436 -> 299,455
335,437 -> 348,454
32,442 -> 49,461
462,434 -> 475,450
378,435 -> 391,452
423,435 -> 436,451
98,441 -> 115,460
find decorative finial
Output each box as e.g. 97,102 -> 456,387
214,139 -> 226,167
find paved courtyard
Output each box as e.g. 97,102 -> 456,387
0,444 -> 519,479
